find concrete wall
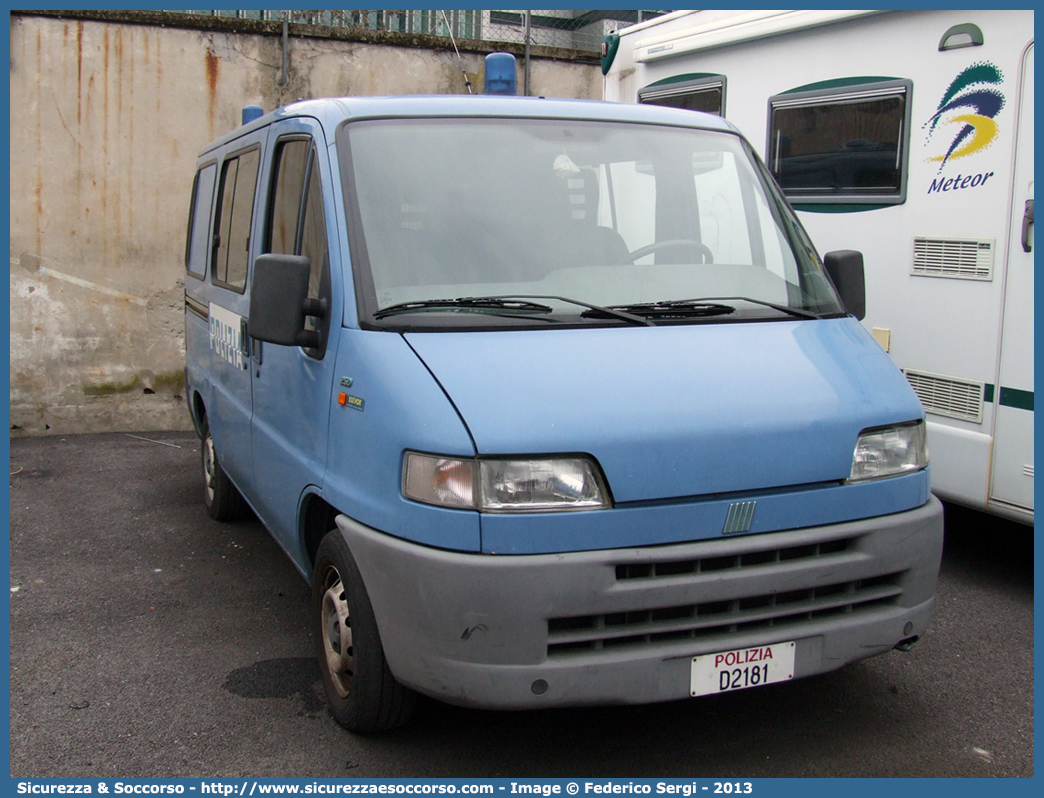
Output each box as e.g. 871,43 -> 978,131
9,12 -> 602,435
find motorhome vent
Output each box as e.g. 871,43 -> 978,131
912,237 -> 994,280
904,369 -> 984,423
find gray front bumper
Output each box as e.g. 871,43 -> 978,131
336,496 -> 943,709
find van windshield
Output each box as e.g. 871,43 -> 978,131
339,117 -> 844,328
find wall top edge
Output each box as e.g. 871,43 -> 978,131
10,9 -> 601,65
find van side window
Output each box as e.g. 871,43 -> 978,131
300,153 -> 330,319
766,78 -> 912,206
185,163 -> 216,278
639,74 -> 726,116
265,139 -> 330,357
266,140 -> 310,256
212,148 -> 260,292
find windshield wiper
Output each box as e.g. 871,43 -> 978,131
680,296 -> 823,321
500,295 -> 654,327
374,297 -> 554,320
376,295 -> 655,327
375,295 -> 817,324
583,300 -> 736,321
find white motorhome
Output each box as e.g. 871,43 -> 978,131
605,10 -> 1034,524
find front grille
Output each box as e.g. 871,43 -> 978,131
615,536 -> 852,581
547,572 -> 905,656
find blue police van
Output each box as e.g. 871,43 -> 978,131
183,72 -> 943,732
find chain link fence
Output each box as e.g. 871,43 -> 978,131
169,10 -> 670,53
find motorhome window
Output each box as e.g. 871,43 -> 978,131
639,75 -> 725,116
185,163 -> 216,278
767,80 -> 911,204
339,118 -> 844,329
212,148 -> 260,292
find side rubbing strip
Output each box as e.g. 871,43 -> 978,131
999,387 -> 1034,412
723,501 -> 757,534
186,295 -> 209,321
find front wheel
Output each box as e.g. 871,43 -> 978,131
313,531 -> 416,732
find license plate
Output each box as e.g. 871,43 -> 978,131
690,641 -> 796,697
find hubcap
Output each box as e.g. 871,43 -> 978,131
203,435 -> 217,503
321,569 -> 353,698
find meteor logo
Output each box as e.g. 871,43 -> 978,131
924,61 -> 1005,170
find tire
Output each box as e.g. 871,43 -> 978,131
200,417 -> 248,522
313,532 -> 416,732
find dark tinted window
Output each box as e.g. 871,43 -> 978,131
186,163 -> 216,278
639,76 -> 725,116
768,81 -> 910,203
212,149 -> 260,291
645,89 -> 722,114
213,160 -> 238,284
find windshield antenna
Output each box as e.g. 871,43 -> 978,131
440,10 -> 474,95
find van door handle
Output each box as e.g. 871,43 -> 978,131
1022,199 -> 1034,253
240,319 -> 252,369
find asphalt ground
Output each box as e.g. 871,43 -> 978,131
8,432 -> 1035,778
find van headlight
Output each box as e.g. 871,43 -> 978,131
848,421 -> 929,482
403,452 -> 611,512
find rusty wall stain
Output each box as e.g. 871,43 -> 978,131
35,26 -> 42,256
76,21 -> 83,126
205,49 -> 219,128
115,26 -> 123,125
75,22 -> 84,242
116,22 -> 124,247
154,34 -> 162,116
127,27 -> 134,233
102,27 -> 110,248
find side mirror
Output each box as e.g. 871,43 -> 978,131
249,253 -> 321,348
823,250 -> 866,321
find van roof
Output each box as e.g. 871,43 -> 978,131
198,95 -> 737,156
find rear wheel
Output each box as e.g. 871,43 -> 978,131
200,418 -> 247,522
313,531 -> 416,732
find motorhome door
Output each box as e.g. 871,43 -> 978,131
990,42 -> 1034,519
